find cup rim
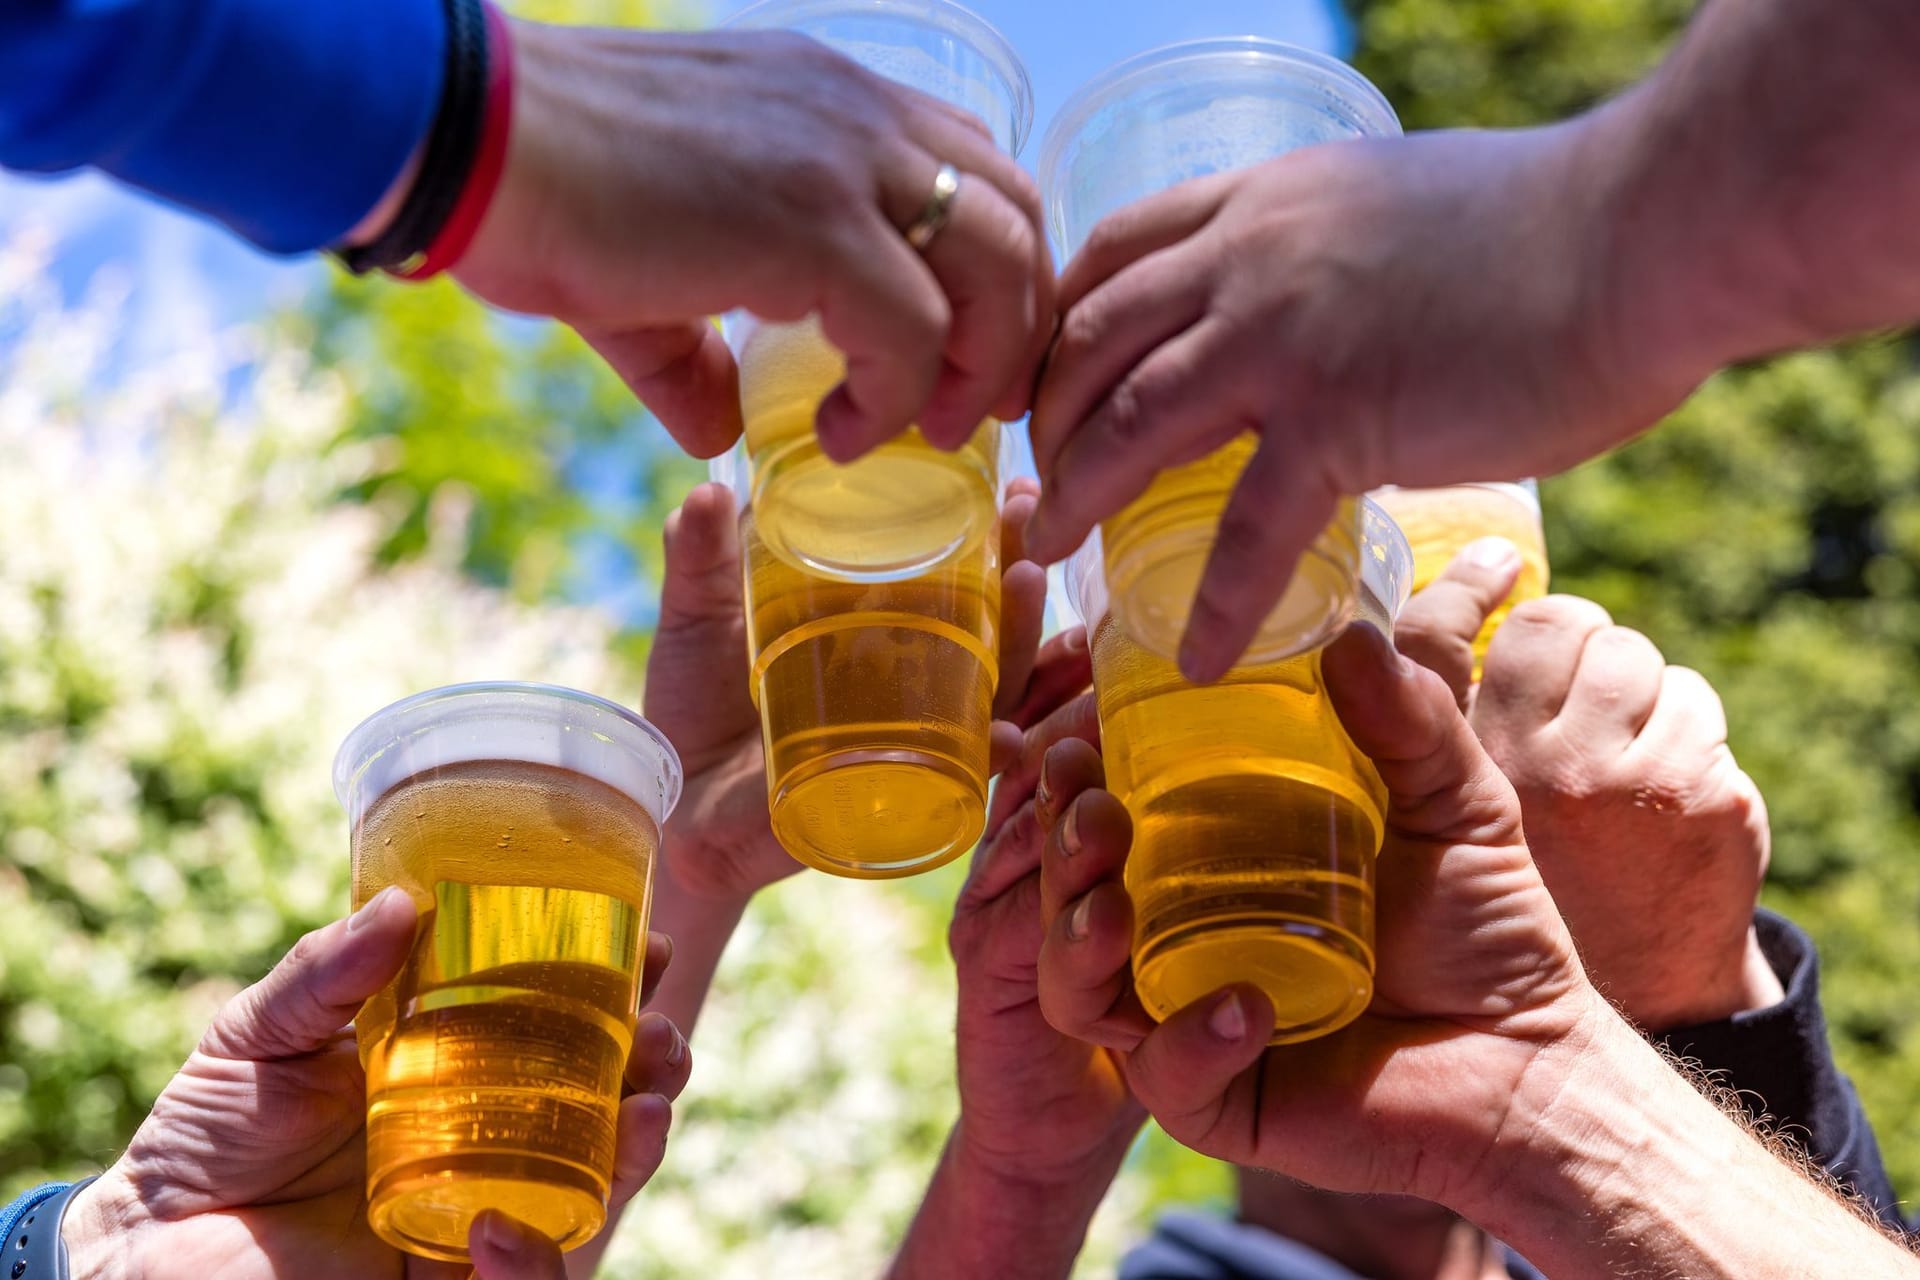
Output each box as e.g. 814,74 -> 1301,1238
723,0 -> 1035,156
331,681 -> 683,820
1066,494 -> 1411,636
1038,36 -> 1400,234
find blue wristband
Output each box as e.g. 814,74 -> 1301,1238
1,1177 -> 95,1280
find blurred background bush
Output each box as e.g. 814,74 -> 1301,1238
1,0 -> 1915,1274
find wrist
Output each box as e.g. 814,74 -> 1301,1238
1735,926 -> 1788,1014
342,147 -> 425,248
1428,991 -> 1631,1227
61,1173 -> 138,1280
1558,97 -> 1733,437
893,1123 -> 1119,1280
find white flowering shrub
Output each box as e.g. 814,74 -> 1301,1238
0,235 -> 1161,1275
0,229 -> 631,1178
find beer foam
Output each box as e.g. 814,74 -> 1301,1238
737,316 -> 846,424
334,683 -> 682,828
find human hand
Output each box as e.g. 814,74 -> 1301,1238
451,21 -> 1052,460
1472,596 -> 1779,1030
645,478 -> 1052,907
952,647 -> 1137,1181
1026,128 -> 1708,683
1034,619 -> 1605,1207
62,890 -> 691,1280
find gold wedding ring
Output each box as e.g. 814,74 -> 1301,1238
905,163 -> 962,251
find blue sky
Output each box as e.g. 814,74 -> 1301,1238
714,0 -> 1347,151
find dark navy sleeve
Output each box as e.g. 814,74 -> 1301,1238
0,0 -> 446,253
1655,908 -> 1904,1227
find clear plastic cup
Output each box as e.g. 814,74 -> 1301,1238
1370,480 -> 1550,671
711,445 -> 1003,877
333,684 -> 681,1262
1040,39 -> 1401,665
723,0 -> 1032,584
1067,499 -> 1414,1045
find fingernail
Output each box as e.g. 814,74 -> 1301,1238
1059,800 -> 1083,857
1462,536 -> 1521,572
1067,894 -> 1093,941
1209,991 -> 1248,1042
666,1028 -> 687,1068
480,1211 -> 538,1257
1062,625 -> 1087,654
348,885 -> 402,933
1178,641 -> 1221,686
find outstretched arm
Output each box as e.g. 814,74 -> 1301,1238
1461,1009 -> 1915,1280
1597,0 -> 1920,396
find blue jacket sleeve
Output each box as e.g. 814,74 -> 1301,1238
1656,909 -> 1906,1228
0,0 -> 447,253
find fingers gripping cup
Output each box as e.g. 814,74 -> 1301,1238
1040,40 -> 1402,664
714,447 -> 1002,878
723,0 -> 1033,584
1370,480 -> 1551,671
333,684 -> 681,1262
1068,500 -> 1414,1044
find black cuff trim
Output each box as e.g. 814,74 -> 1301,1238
336,0 -> 490,274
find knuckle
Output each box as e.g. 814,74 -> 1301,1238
1096,378 -> 1146,446
1054,300 -> 1108,368
1079,214 -> 1131,266
773,151 -> 863,220
1508,594 -> 1610,635
1594,623 -> 1662,666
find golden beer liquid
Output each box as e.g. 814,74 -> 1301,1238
739,316 -> 1000,581
352,760 -> 656,1262
1101,433 -> 1361,663
1092,617 -> 1385,1044
1371,483 -> 1550,668
743,507 -> 999,877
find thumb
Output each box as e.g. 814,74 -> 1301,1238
1123,985 -> 1274,1156
1321,623 -> 1522,847
576,321 -> 744,459
198,887 -> 417,1062
470,1212 -> 569,1280
1393,537 -> 1524,709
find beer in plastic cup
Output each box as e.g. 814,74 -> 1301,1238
333,683 -> 681,1261
1067,500 -> 1413,1043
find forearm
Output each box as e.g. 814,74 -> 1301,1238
645,864 -> 748,1040
1593,0 -> 1920,384
888,1122 -> 1124,1280
1456,1006 -> 1915,1278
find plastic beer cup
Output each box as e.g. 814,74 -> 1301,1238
1040,40 -> 1402,664
333,683 -> 681,1261
1068,499 -> 1414,1043
724,0 -> 1032,584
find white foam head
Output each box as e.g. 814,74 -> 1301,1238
332,682 -> 683,828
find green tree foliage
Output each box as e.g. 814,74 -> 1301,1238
1350,0 -> 1920,1197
